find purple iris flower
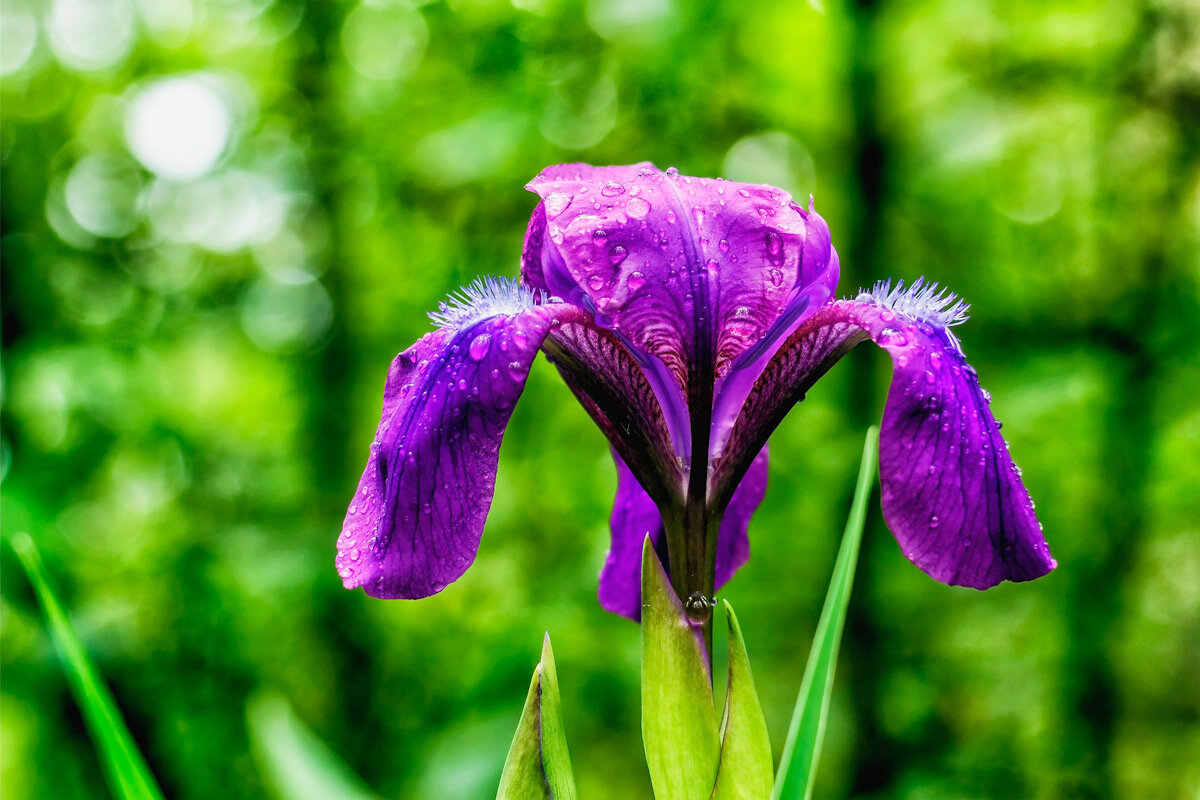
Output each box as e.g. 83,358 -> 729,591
336,163 -> 1056,620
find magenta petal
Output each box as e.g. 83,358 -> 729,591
598,452 -> 664,620
524,163 -> 817,397
721,291 -> 1055,589
715,445 -> 769,589
337,303 -> 558,599
598,447 -> 769,621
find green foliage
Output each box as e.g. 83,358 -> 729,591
640,537 -> 721,800
9,534 -> 165,800
496,635 -> 577,800
772,427 -> 878,800
2,1 -> 1199,799
247,691 -> 381,800
710,602 -> 774,800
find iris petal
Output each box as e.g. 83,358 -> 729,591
598,447 -> 770,620
524,163 -> 818,402
718,296 -> 1055,589
337,302 -> 560,599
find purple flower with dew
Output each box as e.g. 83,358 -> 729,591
337,163 -> 1056,620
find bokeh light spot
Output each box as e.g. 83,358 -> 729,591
341,4 -> 428,81
46,0 -> 134,72
126,74 -> 234,181
63,153 -> 144,238
722,131 -> 816,201
240,276 -> 333,354
0,1 -> 38,76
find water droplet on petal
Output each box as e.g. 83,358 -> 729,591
627,197 -> 651,218
929,351 -> 943,370
544,193 -> 571,217
665,211 -> 677,224
588,274 -> 605,291
767,231 -> 782,255
718,239 -> 730,253
665,166 -> 679,175
350,548 -> 360,561
593,229 -> 608,243
601,180 -> 625,196
929,515 -> 940,528
880,309 -> 895,322
468,333 -> 491,361
879,328 -> 909,347
737,188 -> 751,198
507,360 -> 528,381
769,268 -> 783,287
925,370 -> 937,384
628,271 -> 645,290
457,378 -> 468,390
512,329 -> 528,349
609,244 -> 628,264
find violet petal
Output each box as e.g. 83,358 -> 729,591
524,163 -> 816,399
337,298 -> 559,599
719,290 -> 1055,589
598,447 -> 770,621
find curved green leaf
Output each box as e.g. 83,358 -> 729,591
10,533 -> 165,800
641,536 -> 721,800
496,633 -> 577,800
772,426 -> 879,800
710,601 -> 773,800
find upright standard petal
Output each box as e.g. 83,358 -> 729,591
523,163 -> 823,405
599,447 -> 770,620
718,281 -> 1055,589
337,279 -> 564,599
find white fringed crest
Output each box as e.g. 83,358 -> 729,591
855,277 -> 970,329
428,276 -> 543,330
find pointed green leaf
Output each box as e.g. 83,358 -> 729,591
247,690 -> 381,800
496,633 -> 577,800
710,601 -> 773,800
9,533 -> 165,800
772,426 -> 879,800
641,536 -> 721,800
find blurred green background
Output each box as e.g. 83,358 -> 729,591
2,0 -> 1199,798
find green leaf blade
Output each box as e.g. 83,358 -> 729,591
10,533 -> 166,800
496,633 -> 577,800
640,536 -> 721,800
710,601 -> 773,800
772,426 -> 880,800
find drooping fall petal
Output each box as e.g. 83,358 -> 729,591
337,280 -> 565,599
720,282 -> 1056,588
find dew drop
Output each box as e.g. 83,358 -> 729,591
512,329 -> 528,349
468,333 -> 491,361
898,355 -> 909,367
737,188 -> 751,198
627,197 -> 651,218
684,592 -> 712,624
718,239 -> 730,253
628,271 -> 646,291
601,181 -> 625,196
769,268 -> 783,287
508,361 -> 528,381
879,328 -> 908,347
457,378 -> 468,390
767,231 -> 782,255
925,370 -> 937,384
544,193 -> 571,217
665,166 -> 679,175
928,351 -> 943,370
880,309 -> 895,322
665,211 -> 677,224
929,515 -> 940,528
609,244 -> 628,264
593,229 -> 608,243
350,548 -> 360,561
588,274 -> 606,291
